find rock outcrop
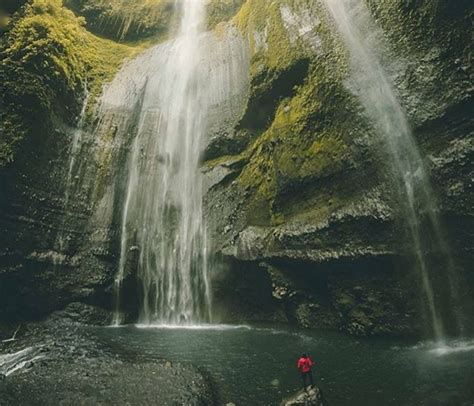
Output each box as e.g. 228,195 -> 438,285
203,0 -> 473,335
0,0 -> 150,322
281,386 -> 326,406
0,303 -> 217,405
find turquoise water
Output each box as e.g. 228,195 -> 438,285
93,325 -> 474,405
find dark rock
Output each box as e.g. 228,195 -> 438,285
202,0 -> 474,338
46,302 -> 112,326
281,386 -> 326,406
0,320 -> 217,405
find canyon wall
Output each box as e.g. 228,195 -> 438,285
0,0 -> 472,336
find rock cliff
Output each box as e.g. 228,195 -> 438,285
203,0 -> 473,335
0,0 -> 472,336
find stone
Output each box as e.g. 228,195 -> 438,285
0,320 -> 217,405
281,386 -> 326,406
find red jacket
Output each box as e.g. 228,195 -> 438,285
297,356 -> 315,373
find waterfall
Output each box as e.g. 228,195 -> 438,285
56,86 -> 89,255
324,0 -> 462,340
114,0 -> 209,325
96,0 -> 249,325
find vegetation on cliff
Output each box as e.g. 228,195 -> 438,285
366,0 -> 472,61
0,0 -> 144,167
0,0 -> 28,34
202,0 -> 472,335
206,0 -> 244,30
206,0 -> 373,227
206,0 -> 472,229
64,0 -> 174,41
64,0 -> 247,41
0,0 -> 471,337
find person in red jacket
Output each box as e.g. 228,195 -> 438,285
297,353 -> 315,391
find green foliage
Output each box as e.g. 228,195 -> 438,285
221,0 -> 367,226
64,0 -> 174,42
206,0 -> 244,30
0,0 -> 140,167
0,0 -> 28,34
234,0 -> 305,73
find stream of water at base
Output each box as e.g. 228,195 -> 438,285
93,325 -> 474,405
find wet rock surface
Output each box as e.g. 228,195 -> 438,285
0,303 -> 217,406
202,0 -> 474,337
0,0 -> 472,339
281,386 -> 326,406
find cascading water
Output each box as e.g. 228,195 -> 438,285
56,86 -> 89,254
115,0 -> 210,325
324,0 -> 462,340
96,0 -> 249,325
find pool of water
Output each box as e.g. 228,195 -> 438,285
92,325 -> 474,405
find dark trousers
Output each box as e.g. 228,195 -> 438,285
301,371 -> 314,390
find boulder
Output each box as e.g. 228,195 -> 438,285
281,386 -> 326,406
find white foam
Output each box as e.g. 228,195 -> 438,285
134,323 -> 252,331
429,340 -> 474,356
0,346 -> 45,376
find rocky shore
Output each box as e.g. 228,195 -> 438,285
0,303 -> 217,406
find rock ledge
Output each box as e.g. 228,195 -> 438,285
281,386 -> 326,406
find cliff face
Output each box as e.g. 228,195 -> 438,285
0,0 -> 472,336
0,0 -> 249,323
203,0 -> 473,335
0,0 -> 146,321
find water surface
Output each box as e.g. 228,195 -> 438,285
92,325 -> 474,405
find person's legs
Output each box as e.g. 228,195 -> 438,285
302,372 -> 309,391
309,370 -> 314,387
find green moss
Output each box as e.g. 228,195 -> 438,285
0,13 -> 10,34
0,0 -> 145,167
365,0 -> 472,62
207,0 -> 244,30
226,1 -> 369,226
64,0 -> 174,42
234,0 -> 306,74
226,0 -> 471,232
0,0 -> 27,33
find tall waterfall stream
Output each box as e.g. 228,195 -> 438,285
324,0 -> 463,341
92,0 -> 249,325
115,0 -> 211,325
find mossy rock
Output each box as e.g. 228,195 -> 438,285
0,0 -> 28,34
207,0 -> 244,30
64,0 -> 175,42
0,0 -> 145,167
